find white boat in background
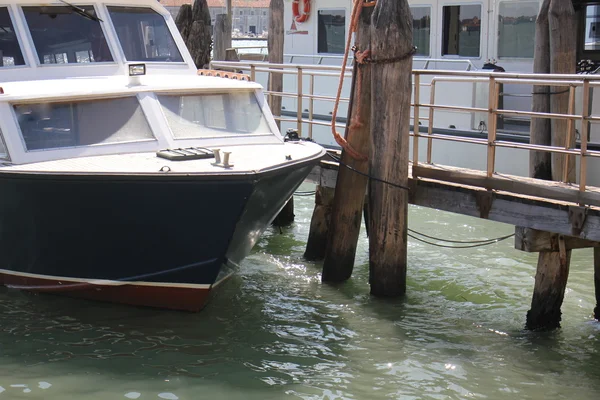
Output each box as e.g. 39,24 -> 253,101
0,0 -> 325,311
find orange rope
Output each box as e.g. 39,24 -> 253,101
330,0 -> 375,161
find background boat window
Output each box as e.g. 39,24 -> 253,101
411,6 -> 431,57
22,6 -> 113,64
317,9 -> 345,54
585,5 -> 600,51
442,4 -> 481,58
0,7 -> 25,67
158,92 -> 272,138
498,2 -> 537,58
108,6 -> 183,62
0,127 -> 8,159
14,97 -> 154,151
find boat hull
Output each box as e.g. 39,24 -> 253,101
0,161 -> 316,311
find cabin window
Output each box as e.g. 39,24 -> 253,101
317,9 -> 345,54
108,6 -> 183,62
442,4 -> 481,58
157,92 -> 272,138
585,5 -> 600,51
498,2 -> 537,58
22,6 -> 113,64
0,7 -> 25,67
14,97 -> 154,151
411,6 -> 431,57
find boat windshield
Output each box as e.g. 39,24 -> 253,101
22,5 -> 112,64
107,6 -> 183,63
14,97 -> 154,151
157,92 -> 273,138
0,7 -> 25,67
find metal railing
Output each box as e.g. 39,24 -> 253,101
210,60 -> 600,195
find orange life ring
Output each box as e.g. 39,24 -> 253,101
292,0 -> 310,23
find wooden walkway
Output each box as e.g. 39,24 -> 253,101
309,155 -> 600,244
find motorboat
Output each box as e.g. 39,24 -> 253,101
0,0 -> 325,310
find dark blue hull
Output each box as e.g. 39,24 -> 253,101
0,162 -> 315,310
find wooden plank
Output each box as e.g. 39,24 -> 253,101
310,162 -> 600,241
322,5 -> 373,283
514,227 -> 600,252
412,164 -> 600,208
368,0 -> 413,297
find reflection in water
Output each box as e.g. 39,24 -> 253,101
1,184 -> 600,399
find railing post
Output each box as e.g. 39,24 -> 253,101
413,73 -> 420,166
486,77 -> 498,177
309,73 -> 315,140
563,85 -> 576,183
426,80 -> 436,163
580,79 -> 590,193
297,67 -> 303,136
250,64 -> 256,81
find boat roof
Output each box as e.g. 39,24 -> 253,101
0,0 -> 207,82
0,74 -> 262,102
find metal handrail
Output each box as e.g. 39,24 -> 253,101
208,60 -> 600,195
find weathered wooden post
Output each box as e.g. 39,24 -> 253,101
268,0 -> 295,227
595,247 -> 600,320
304,185 -> 335,261
268,0 -> 284,128
525,0 -> 576,331
368,0 -> 413,296
526,246 -> 571,330
530,0 -> 552,180
213,14 -> 231,61
549,0 -> 576,182
322,5 -> 373,282
175,0 -> 212,69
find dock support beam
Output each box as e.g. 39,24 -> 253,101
368,0 -> 413,296
322,5 -> 372,282
526,246 -> 571,330
304,185 -> 335,261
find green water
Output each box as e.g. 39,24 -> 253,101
1,183 -> 600,399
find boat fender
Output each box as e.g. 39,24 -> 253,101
292,0 -> 310,23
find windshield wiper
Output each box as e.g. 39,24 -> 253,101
58,0 -> 103,22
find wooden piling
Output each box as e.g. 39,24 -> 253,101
321,6 -> 373,282
268,0 -> 284,129
368,0 -> 413,296
595,247 -> 600,320
304,185 -> 335,261
269,0 -> 295,227
526,245 -> 571,330
549,0 -> 576,182
530,0 -> 552,180
175,0 -> 212,69
213,14 -> 231,61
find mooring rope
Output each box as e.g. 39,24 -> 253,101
318,153 -> 514,248
329,0 -> 376,161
